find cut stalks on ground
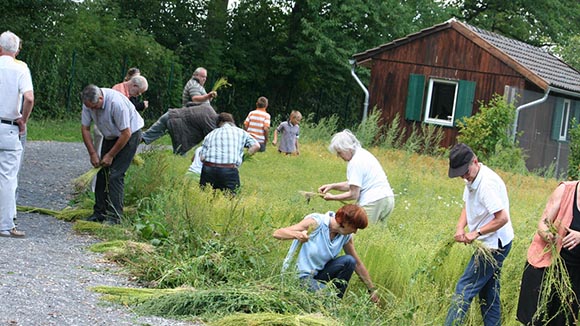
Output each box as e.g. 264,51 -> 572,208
210,312 -> 340,326
17,205 -> 92,221
92,286 -> 190,305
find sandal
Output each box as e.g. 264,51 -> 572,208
0,228 -> 25,238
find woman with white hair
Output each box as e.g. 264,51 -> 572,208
318,130 -> 394,224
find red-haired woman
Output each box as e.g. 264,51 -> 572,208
273,204 -> 379,302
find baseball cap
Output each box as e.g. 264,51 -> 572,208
448,143 -> 475,178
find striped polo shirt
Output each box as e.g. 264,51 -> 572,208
244,108 -> 270,143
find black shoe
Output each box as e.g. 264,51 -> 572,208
84,214 -> 104,222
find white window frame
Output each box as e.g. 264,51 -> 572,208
424,78 -> 459,127
559,99 -> 571,141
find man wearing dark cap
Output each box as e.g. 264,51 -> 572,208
445,143 -> 514,326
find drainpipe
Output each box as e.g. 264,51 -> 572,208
512,88 -> 550,142
349,59 -> 369,121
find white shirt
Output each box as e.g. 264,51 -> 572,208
0,56 -> 33,120
463,163 -> 514,249
188,147 -> 203,175
347,147 -> 394,206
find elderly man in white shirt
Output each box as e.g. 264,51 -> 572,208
445,143 -> 514,326
0,31 -> 34,238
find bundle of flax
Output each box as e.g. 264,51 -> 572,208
132,154 -> 144,166
298,190 -> 347,205
72,166 -> 102,193
211,77 -> 231,92
533,221 -> 579,324
72,154 -> 143,193
298,191 -> 324,204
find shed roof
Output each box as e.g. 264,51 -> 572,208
353,18 -> 580,95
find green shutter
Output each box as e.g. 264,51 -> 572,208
454,80 -> 476,126
551,98 -> 564,141
405,74 -> 425,121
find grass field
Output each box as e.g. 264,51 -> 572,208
31,118 -> 560,325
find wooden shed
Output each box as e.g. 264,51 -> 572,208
352,18 -> 580,175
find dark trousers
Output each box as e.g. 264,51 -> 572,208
200,165 -> 240,194
517,261 -> 580,325
94,130 -> 141,223
301,255 -> 356,299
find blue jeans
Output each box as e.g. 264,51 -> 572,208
301,255 -> 356,299
445,241 -> 512,326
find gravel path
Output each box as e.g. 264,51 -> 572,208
0,141 -> 200,326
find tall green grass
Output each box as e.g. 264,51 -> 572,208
65,137 -> 558,325
37,113 -> 556,324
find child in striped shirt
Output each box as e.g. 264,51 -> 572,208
244,96 -> 271,152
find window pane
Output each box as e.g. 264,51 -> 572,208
428,82 -> 456,121
560,100 -> 570,139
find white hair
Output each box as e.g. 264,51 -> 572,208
328,129 -> 361,154
0,31 -> 20,54
130,75 -> 148,92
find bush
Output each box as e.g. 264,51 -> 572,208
355,108 -> 383,147
457,94 -> 527,173
567,118 -> 580,180
299,113 -> 339,143
380,113 -> 405,150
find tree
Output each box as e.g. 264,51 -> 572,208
555,35 -> 580,71
267,0 -> 452,125
445,0 -> 580,46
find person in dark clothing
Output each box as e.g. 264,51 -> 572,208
517,181 -> 580,325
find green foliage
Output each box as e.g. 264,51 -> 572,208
418,123 -> 445,156
445,0 -> 580,47
403,125 -> 422,154
373,112 -> 444,156
555,35 -> 580,71
380,113 -> 405,150
299,113 -> 339,144
4,0 -> 580,128
354,109 -> 383,147
487,142 -> 529,175
567,118 -> 580,180
457,94 -> 527,172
